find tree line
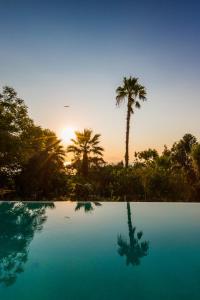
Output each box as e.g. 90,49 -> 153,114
1,79 -> 200,201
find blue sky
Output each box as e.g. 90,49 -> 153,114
0,0 -> 200,161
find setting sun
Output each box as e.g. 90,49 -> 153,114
60,127 -> 76,144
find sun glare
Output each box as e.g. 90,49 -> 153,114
60,127 -> 76,144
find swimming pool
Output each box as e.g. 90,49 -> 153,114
0,201 -> 200,300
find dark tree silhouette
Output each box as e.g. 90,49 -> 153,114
0,202 -> 54,286
67,129 -> 104,177
75,201 -> 102,213
16,137 -> 67,197
117,202 -> 149,266
116,77 -> 147,168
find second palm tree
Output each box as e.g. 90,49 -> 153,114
67,129 -> 104,177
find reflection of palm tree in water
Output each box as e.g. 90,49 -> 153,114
0,202 -> 54,286
117,202 -> 149,266
75,201 -> 101,213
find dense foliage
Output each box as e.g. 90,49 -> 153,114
1,86 -> 200,201
0,202 -> 54,285
68,133 -> 200,201
0,86 -> 68,197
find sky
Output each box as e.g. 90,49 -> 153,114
0,0 -> 200,162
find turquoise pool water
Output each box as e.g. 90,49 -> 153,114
0,201 -> 200,300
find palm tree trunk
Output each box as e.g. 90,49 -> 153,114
127,202 -> 134,247
82,152 -> 88,177
125,102 -> 131,168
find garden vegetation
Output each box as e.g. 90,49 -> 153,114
1,83 -> 200,201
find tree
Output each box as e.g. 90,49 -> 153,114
0,86 -> 68,195
67,129 -> 104,177
171,134 -> 197,168
191,143 -> 200,175
0,202 -> 54,286
75,202 -> 101,213
171,133 -> 197,183
116,77 -> 147,168
134,148 -> 158,165
0,86 -> 33,184
117,202 -> 149,266
16,134 -> 67,197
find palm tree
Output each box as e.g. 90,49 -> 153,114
116,77 -> 147,168
67,129 -> 104,177
75,201 -> 102,213
17,137 -> 66,197
117,202 -> 149,266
